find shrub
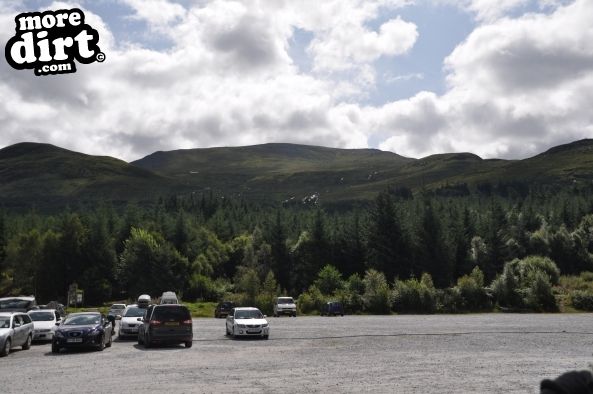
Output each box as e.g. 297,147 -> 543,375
491,256 -> 559,311
363,270 -> 391,314
392,274 -> 436,314
455,267 -> 491,312
297,285 -> 325,314
570,290 -> 593,311
314,265 -> 344,295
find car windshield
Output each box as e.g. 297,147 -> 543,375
29,312 -> 54,321
63,315 -> 101,326
0,317 -> 10,328
278,298 -> 294,304
0,299 -> 32,310
124,307 -> 145,317
235,310 -> 263,319
110,305 -> 125,310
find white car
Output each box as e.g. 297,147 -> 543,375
118,305 -> 146,338
108,303 -> 127,320
225,307 -> 269,339
28,309 -> 60,341
273,297 -> 297,317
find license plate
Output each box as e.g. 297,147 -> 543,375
67,338 -> 83,343
247,330 -> 260,333
38,334 -> 46,338
164,322 -> 179,326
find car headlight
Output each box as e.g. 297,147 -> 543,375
89,329 -> 101,336
262,324 -> 269,328
237,324 -> 246,328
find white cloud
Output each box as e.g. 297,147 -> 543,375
0,0 -> 591,163
372,0 -> 593,159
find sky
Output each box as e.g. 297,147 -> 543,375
0,0 -> 591,161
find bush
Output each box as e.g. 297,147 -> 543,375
392,274 -> 436,314
525,271 -> 558,312
435,288 -> 463,314
297,285 -> 325,314
314,265 -> 344,295
363,270 -> 391,314
455,267 -> 491,312
491,256 -> 559,311
570,290 -> 593,311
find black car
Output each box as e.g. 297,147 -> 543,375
52,312 -> 113,353
320,301 -> 344,316
214,301 -> 236,318
137,304 -> 193,348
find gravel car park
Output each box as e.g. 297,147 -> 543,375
1,314 -> 593,393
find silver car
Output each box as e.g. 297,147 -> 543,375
0,312 -> 34,357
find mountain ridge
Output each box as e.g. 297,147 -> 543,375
2,139 -> 593,208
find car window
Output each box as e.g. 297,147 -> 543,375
152,307 -> 190,321
22,314 -> 32,324
63,315 -> 101,325
13,315 -> 23,327
0,317 -> 10,328
278,298 -> 294,304
0,299 -> 33,310
29,312 -> 55,321
124,307 -> 146,317
235,309 -> 263,319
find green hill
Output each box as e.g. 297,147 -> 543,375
0,142 -> 174,209
2,139 -> 593,209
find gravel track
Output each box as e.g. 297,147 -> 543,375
1,314 -> 592,393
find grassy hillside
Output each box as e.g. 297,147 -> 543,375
0,142 -> 174,209
2,139 -> 593,209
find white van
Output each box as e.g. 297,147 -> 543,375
137,294 -> 151,308
160,291 -> 178,305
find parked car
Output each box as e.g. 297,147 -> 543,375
118,305 -> 146,338
321,301 -> 344,316
226,307 -> 269,339
0,296 -> 37,312
0,312 -> 34,357
107,303 -> 126,320
137,294 -> 151,308
52,312 -> 112,353
28,309 -> 60,341
214,301 -> 236,318
39,301 -> 65,318
137,304 -> 193,348
160,291 -> 178,305
273,297 -> 297,317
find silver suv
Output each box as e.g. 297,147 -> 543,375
273,297 -> 297,317
0,312 -> 34,357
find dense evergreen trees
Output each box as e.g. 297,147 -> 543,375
1,185 -> 593,309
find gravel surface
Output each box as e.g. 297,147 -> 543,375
2,314 -> 593,393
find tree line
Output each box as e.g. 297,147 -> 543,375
1,185 -> 593,310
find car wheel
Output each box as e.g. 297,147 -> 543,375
293,312 -> 297,317
0,338 -> 10,357
51,342 -> 60,354
22,334 -> 32,350
144,333 -> 152,348
263,335 -> 269,340
137,334 -> 144,345
185,341 -> 192,348
97,336 -> 105,351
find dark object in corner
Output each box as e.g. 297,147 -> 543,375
541,370 -> 593,394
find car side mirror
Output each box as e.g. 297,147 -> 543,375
137,317 -> 142,322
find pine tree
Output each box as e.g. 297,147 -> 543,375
366,191 -> 410,281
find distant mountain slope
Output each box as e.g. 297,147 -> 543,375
131,143 -> 414,202
0,142 -> 173,208
2,139 -> 593,209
